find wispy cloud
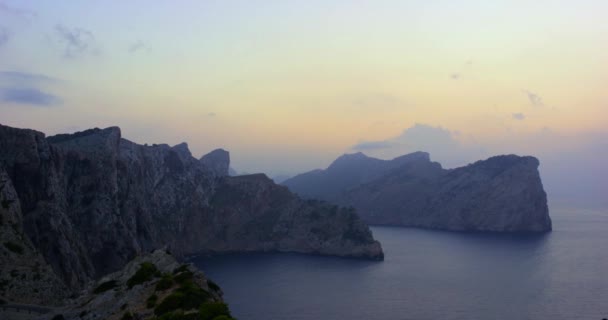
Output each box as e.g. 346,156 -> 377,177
523,90 -> 544,107
0,26 -> 8,47
54,24 -> 99,58
351,123 -> 483,168
128,40 -> 149,54
0,2 -> 37,20
512,113 -> 525,120
449,60 -> 473,80
0,87 -> 61,106
0,71 -> 60,84
0,71 -> 62,106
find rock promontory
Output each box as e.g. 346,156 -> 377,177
283,152 -> 552,232
0,123 -> 383,304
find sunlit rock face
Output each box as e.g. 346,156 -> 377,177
284,152 -> 552,232
0,124 -> 383,295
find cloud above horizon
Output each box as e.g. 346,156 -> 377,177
0,87 -> 61,106
0,71 -> 62,106
0,2 -> 37,20
0,71 -> 60,84
54,24 -> 99,58
128,40 -> 149,54
524,90 -> 544,107
0,26 -> 8,47
512,113 -> 525,120
352,123 -> 485,168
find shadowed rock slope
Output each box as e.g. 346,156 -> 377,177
0,124 -> 383,301
44,250 -> 233,320
283,152 -> 552,232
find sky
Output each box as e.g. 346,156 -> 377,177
0,1 -> 606,207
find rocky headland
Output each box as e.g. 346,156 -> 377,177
283,152 -> 552,232
0,123 -> 382,310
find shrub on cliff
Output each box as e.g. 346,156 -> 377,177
127,262 -> 160,288
199,302 -> 232,320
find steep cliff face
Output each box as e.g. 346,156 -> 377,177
284,152 -> 552,232
0,166 -> 69,305
0,124 -> 383,297
204,174 -> 383,259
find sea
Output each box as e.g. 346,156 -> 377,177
191,207 -> 608,320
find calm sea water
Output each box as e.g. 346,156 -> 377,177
191,208 -> 608,320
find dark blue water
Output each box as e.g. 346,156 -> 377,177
191,208 -> 608,320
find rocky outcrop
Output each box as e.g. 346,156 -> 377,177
0,124 -> 383,301
44,250 -> 233,320
200,148 -> 230,177
204,174 -> 383,259
284,152 -> 552,232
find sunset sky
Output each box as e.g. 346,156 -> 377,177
1,1 -> 606,206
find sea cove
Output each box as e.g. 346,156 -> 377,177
194,208 -> 608,320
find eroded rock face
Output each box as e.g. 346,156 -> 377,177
0,124 -> 383,298
0,166 -> 69,305
284,152 -> 552,232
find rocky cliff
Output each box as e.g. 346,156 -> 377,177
0,166 -> 69,306
283,152 -> 552,232
0,124 -> 383,302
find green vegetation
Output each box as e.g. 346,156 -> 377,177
154,281 -> 212,316
4,241 -> 24,254
127,262 -> 160,288
155,274 -> 174,291
147,294 -> 158,308
93,280 -> 118,294
154,292 -> 186,315
207,279 -> 220,292
199,302 -> 232,320
121,311 -> 134,320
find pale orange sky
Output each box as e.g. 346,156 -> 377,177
0,0 -> 606,199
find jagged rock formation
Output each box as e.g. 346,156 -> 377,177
45,250 -> 232,320
283,152 -> 552,232
200,148 -> 230,177
0,124 -> 383,302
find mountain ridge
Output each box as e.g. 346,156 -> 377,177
283,151 -> 552,232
